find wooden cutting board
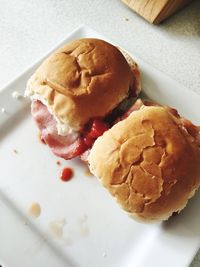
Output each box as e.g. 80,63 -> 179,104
122,0 -> 193,24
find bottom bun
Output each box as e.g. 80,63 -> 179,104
88,104 -> 200,221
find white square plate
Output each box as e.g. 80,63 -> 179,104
0,25 -> 200,267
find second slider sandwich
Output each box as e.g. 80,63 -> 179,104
25,38 -> 141,159
88,100 -> 200,221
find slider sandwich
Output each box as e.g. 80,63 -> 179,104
88,100 -> 200,221
25,38 -> 141,159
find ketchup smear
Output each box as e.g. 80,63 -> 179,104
82,119 -> 109,149
60,167 -> 74,182
71,118 -> 109,158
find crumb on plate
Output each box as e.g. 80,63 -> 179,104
12,91 -> 22,99
13,149 -> 18,154
48,218 -> 66,237
102,252 -> 107,258
28,202 -> 41,218
123,17 -> 129,21
1,107 -> 6,113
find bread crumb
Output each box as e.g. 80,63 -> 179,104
123,17 -> 129,21
12,91 -> 22,99
85,166 -> 93,177
48,218 -> 66,238
28,202 -> 41,218
13,149 -> 18,154
102,252 -> 107,258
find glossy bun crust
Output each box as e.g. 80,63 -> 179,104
26,38 -> 137,130
89,105 -> 200,221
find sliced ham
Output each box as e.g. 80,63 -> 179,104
31,100 -> 86,159
31,98 -> 144,161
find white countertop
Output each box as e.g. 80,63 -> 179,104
1,0 -> 200,266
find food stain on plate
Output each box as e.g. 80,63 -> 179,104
48,218 -> 67,237
60,167 -> 74,182
77,214 -> 90,237
48,218 -> 73,245
28,202 -> 41,218
47,214 -> 89,246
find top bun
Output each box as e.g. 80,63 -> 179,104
26,38 -> 138,131
88,104 -> 200,221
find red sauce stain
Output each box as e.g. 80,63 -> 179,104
60,167 -> 74,182
56,160 -> 61,166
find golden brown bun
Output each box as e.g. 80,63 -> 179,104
26,38 -> 140,130
88,104 -> 200,221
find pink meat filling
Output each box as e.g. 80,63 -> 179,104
31,99 -> 143,160
31,100 -> 85,159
